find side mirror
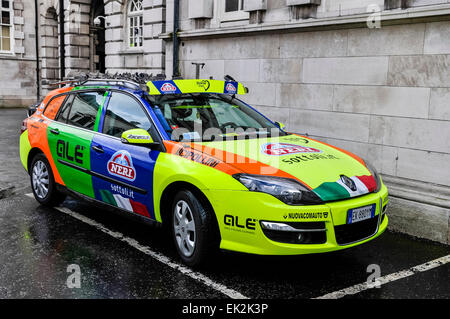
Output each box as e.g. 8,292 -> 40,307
121,129 -> 158,148
274,121 -> 286,131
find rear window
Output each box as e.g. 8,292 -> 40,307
44,95 -> 67,120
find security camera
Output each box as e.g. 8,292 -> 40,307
94,17 -> 101,26
94,16 -> 106,26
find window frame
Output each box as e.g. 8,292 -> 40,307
0,0 -> 14,54
61,91 -> 105,131
55,94 -> 75,124
46,89 -> 166,150
220,0 -> 249,22
101,90 -> 163,145
127,0 -> 144,49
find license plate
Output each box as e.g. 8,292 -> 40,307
347,204 -> 376,224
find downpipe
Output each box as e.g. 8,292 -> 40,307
172,0 -> 180,78
34,0 -> 40,101
59,0 -> 65,80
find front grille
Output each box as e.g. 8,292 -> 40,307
334,217 -> 379,245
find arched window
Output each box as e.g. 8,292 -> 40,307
0,0 -> 13,53
128,0 -> 143,48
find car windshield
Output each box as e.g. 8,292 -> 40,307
146,93 -> 286,142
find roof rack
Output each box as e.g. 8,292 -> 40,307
44,72 -> 167,91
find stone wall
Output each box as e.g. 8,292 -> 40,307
104,0 -> 166,75
0,0 -> 38,107
167,0 -> 450,244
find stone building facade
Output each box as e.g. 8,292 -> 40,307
0,0 -> 38,107
164,0 -> 450,244
0,0 -> 449,243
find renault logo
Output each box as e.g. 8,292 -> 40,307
340,175 -> 357,191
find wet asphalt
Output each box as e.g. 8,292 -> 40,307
0,192 -> 448,299
0,109 -> 449,299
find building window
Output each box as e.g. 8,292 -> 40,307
225,0 -> 243,12
0,0 -> 12,53
221,0 -> 248,22
128,0 -> 143,48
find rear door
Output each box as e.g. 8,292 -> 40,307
90,91 -> 162,220
47,90 -> 108,198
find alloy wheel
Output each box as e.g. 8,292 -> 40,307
173,200 -> 196,257
32,160 -> 49,199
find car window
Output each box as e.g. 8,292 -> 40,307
56,94 -> 74,123
102,92 -> 152,138
147,93 -> 282,141
44,95 -> 67,120
66,92 -> 104,131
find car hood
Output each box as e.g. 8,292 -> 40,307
196,134 -> 377,202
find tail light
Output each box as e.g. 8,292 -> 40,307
20,118 -> 29,134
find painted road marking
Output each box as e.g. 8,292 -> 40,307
24,193 -> 248,299
25,193 -> 449,300
315,254 -> 450,299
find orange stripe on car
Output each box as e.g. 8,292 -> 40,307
164,141 -> 313,190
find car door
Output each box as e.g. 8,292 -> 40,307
47,90 -> 108,198
90,91 -> 161,220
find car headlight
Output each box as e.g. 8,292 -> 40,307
363,159 -> 382,193
233,174 -> 323,205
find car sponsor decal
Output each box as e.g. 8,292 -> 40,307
160,82 -> 177,93
99,189 -> 150,218
147,80 -> 247,95
164,141 -> 313,189
261,143 -> 322,156
176,146 -> 220,168
107,150 -> 137,182
282,153 -> 340,165
313,175 -> 377,202
281,136 -> 310,144
197,80 -> 210,91
224,214 -> 257,234
56,139 -> 85,165
283,211 -> 329,220
225,83 -> 237,94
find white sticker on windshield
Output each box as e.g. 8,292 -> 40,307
182,132 -> 201,140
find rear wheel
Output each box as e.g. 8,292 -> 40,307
30,154 -> 65,207
171,189 -> 218,267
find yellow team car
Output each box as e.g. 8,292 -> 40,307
20,76 -> 389,266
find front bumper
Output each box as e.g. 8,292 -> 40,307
205,184 -> 389,255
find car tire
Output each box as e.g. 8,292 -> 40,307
171,189 -> 218,267
30,153 -> 66,207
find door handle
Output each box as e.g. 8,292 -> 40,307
92,145 -> 104,153
50,129 -> 60,135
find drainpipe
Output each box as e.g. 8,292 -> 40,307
34,0 -> 40,100
59,0 -> 65,80
172,0 -> 180,78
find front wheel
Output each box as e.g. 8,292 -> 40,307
172,189 -> 218,267
30,153 -> 65,207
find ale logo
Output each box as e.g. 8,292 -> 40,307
107,150 -> 136,181
161,82 -> 177,92
225,83 -> 237,93
262,143 -> 322,156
